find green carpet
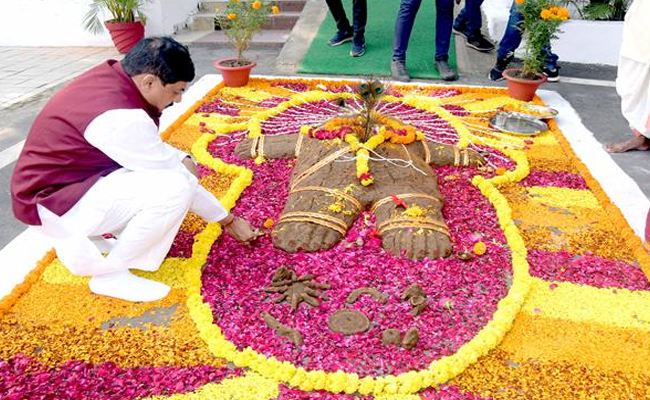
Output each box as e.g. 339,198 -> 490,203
298,0 -> 456,79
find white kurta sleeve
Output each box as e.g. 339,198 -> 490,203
85,108 -> 189,171
84,108 -> 229,222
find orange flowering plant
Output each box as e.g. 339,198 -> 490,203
216,0 -> 280,65
518,0 -> 569,78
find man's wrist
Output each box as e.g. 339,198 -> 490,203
221,214 -> 235,226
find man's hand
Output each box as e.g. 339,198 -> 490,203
223,215 -> 259,242
467,149 -> 486,168
182,156 -> 199,178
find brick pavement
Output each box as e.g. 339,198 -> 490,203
0,47 -> 120,109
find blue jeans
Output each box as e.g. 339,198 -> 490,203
453,0 -> 485,37
325,0 -> 367,42
497,2 -> 558,69
393,0 -> 454,62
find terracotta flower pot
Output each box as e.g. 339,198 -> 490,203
214,59 -> 257,87
502,68 -> 547,101
104,20 -> 145,54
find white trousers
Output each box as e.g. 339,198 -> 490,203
616,55 -> 650,138
37,168 -> 228,277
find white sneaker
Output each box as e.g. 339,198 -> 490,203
89,270 -> 170,302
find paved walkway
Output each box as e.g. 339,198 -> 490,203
0,47 -> 120,109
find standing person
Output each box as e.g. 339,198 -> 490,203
452,0 -> 495,52
604,0 -> 650,153
487,0 -> 560,82
325,0 -> 368,57
391,0 -> 458,82
10,37 -> 258,303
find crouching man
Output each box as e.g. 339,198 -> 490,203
11,37 -> 256,302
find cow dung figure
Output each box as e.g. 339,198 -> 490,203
235,82 -> 485,261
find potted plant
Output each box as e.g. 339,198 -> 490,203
214,0 -> 280,87
503,0 -> 569,101
83,0 -> 150,54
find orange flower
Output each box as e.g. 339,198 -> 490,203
540,9 -> 552,20
515,0 -> 524,5
252,1 -> 262,10
227,13 -> 237,20
495,167 -> 507,175
263,218 -> 274,229
557,7 -> 570,20
473,241 -> 487,256
272,5 -> 280,14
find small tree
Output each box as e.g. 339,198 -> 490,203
216,0 -> 280,66
519,0 -> 569,79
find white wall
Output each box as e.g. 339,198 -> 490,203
0,0 -> 199,47
552,20 -> 623,66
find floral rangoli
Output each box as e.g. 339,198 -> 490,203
1,77 -> 650,399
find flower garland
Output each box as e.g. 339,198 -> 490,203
340,123 -> 425,186
179,121 -> 533,396
247,91 -> 355,138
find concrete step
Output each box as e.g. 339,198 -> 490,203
201,0 -> 307,13
190,11 -> 301,31
179,29 -> 291,49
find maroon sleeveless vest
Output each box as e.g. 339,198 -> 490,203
11,60 -> 161,225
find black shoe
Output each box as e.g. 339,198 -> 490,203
435,60 -> 458,81
488,54 -> 514,81
488,67 -> 505,81
466,33 -> 495,52
452,24 -> 467,39
350,39 -> 365,57
328,30 -> 353,46
391,60 -> 410,82
542,66 -> 560,82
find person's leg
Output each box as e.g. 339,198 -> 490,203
392,0 -> 423,63
325,0 -> 354,46
453,7 -> 468,33
496,3 -> 523,62
435,0 -> 454,62
455,0 -> 493,51
349,0 -> 368,56
391,0 -> 422,81
464,0 -> 484,35
489,3 -> 522,81
435,0 -> 458,80
102,171 -> 196,273
605,56 -> 650,152
47,169 -> 198,301
541,46 -> 560,81
352,0 -> 367,42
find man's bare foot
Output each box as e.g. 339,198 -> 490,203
603,136 -> 649,153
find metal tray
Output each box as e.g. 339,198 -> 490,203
489,113 -> 549,136
504,104 -> 558,119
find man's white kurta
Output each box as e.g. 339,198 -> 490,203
38,108 -> 228,276
616,0 -> 650,137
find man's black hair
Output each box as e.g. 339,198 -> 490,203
122,37 -> 195,84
